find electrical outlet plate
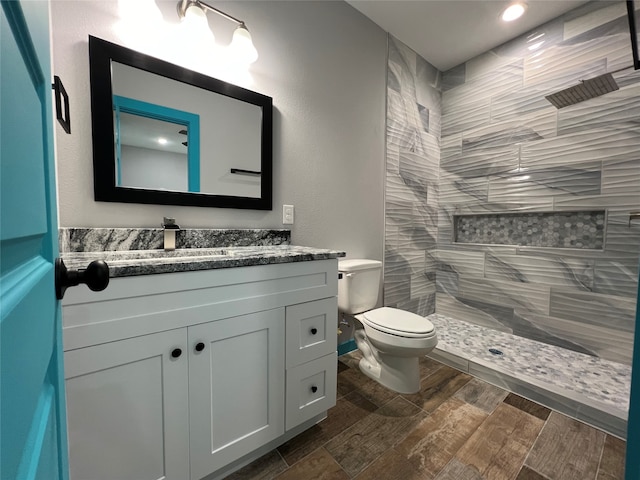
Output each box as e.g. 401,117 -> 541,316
283,204 -> 294,224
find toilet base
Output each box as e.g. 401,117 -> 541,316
352,315 -> 436,394
357,349 -> 421,394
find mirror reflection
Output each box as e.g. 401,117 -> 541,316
117,112 -> 191,192
111,61 -> 262,198
89,35 -> 273,209
114,95 -> 199,192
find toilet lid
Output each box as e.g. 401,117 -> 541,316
362,307 -> 434,335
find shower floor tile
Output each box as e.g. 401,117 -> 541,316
426,314 -> 630,437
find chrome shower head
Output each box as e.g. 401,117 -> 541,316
545,73 -> 620,109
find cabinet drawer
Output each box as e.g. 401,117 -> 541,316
285,352 -> 337,430
285,297 -> 337,368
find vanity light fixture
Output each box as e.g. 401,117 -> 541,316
176,0 -> 258,64
501,1 -> 527,22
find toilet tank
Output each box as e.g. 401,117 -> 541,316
338,259 -> 382,314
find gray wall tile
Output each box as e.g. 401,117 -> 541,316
384,36 -> 441,316
520,127 -> 640,169
549,288 -> 636,332
431,249 -> 486,277
433,3 -> 639,365
487,164 -> 601,202
558,84 -> 640,135
602,158 -> 640,195
441,145 -> 519,178
484,253 -> 594,291
594,259 -> 639,297
436,293 -> 513,332
522,312 -> 633,364
388,4 -> 638,367
440,174 -> 489,204
457,276 -> 550,316
442,99 -> 491,137
523,34 -> 630,86
563,2 -> 629,40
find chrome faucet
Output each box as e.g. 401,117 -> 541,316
162,217 -> 180,251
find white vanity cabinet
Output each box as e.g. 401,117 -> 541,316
188,309 -> 285,480
64,328 -> 190,480
62,259 -> 338,480
284,298 -> 338,430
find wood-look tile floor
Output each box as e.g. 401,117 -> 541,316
228,352 -> 626,480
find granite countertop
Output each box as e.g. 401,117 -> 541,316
61,245 -> 346,278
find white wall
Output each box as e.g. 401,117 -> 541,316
120,145 -> 188,192
50,0 -> 387,259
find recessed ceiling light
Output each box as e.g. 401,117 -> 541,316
502,2 -> 527,22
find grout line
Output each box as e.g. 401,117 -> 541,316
520,413 -> 551,478
274,448 -> 289,468
431,407 -> 495,477
355,405 -> 428,478
436,456 -> 459,479
419,362 -> 445,382
594,434 -> 607,480
518,465 -> 554,480
322,446 -> 353,479
280,445 -> 324,471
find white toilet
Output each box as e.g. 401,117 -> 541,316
338,258 -> 438,394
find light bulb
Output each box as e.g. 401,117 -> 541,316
181,4 -> 215,44
229,25 -> 258,64
115,0 -> 164,54
501,2 -> 527,22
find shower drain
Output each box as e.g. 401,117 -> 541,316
488,348 -> 504,356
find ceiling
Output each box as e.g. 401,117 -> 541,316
346,0 -> 591,71
120,113 -> 188,155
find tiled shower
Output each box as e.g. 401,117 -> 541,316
384,1 -> 640,436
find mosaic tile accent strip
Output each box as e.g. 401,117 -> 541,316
454,211 -> 605,249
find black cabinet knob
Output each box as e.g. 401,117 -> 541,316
55,258 -> 109,300
195,342 -> 205,352
311,385 -> 318,393
310,328 -> 318,335
171,348 -> 182,358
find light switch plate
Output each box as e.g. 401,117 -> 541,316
283,204 -> 294,225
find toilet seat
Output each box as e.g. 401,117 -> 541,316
361,307 -> 435,339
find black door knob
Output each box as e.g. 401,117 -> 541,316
55,258 -> 109,300
171,348 -> 182,358
310,328 -> 318,335
311,385 -> 318,393
195,342 -> 205,352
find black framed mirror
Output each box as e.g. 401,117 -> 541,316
88,35 -> 273,209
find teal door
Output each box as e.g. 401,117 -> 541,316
1,1 -> 69,479
626,270 -> 640,479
